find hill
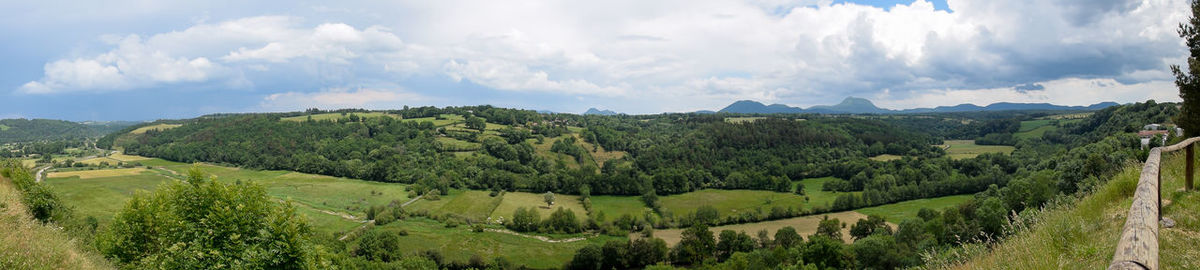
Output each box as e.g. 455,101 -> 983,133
0,119 -> 136,143
582,108 -> 619,115
716,97 -> 1120,114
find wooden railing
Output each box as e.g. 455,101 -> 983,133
1109,137 -> 1200,270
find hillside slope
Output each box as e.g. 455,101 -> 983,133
927,151 -> 1200,269
0,175 -> 111,269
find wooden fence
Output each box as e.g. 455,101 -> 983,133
1108,137 -> 1199,270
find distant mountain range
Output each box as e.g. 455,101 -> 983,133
583,108 -> 619,115
718,97 -> 1119,115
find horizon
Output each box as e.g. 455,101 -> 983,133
0,0 -> 1188,121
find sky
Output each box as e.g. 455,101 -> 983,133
0,0 -> 1190,121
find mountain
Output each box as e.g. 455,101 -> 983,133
718,100 -> 805,114
583,108 -> 619,115
716,98 -> 1121,115
806,97 -> 891,114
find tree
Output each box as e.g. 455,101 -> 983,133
692,205 -> 720,226
672,224 -> 716,265
97,166 -> 319,268
465,116 -> 487,131
813,216 -> 843,241
567,245 -> 603,270
715,230 -> 756,261
851,234 -> 906,269
849,214 -> 891,241
355,230 -> 403,262
976,197 -> 1009,236
1175,0 -> 1200,137
508,207 -> 541,232
773,226 -> 802,249
801,235 -> 849,269
544,191 -> 556,207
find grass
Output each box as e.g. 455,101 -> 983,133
107,153 -> 149,162
490,192 -> 588,223
1017,120 -> 1053,132
796,177 -> 852,210
46,168 -> 150,179
406,190 -> 499,222
648,210 -> 875,246
290,203 -> 362,236
129,124 -> 181,134
1014,125 -> 1057,140
0,176 -> 113,270
658,189 -> 808,220
167,164 -> 411,216
0,124 -> 8,131
280,112 -> 400,122
938,140 -> 1015,160
377,218 -> 620,269
855,194 -> 972,223
725,117 -> 766,123
73,157 -> 122,166
435,137 -> 481,152
43,174 -> 173,226
869,154 -> 903,162
402,114 -> 463,127
933,153 -> 1198,269
589,195 -> 653,220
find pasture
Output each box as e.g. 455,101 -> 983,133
938,140 -> 1015,159
648,210 -> 880,246
46,168 -> 149,179
489,192 -> 588,223
129,124 -> 181,134
1014,119 -> 1059,140
406,190 -> 499,222
279,112 -> 400,122
658,189 -> 808,220
588,195 -> 653,220
855,194 -> 972,223
376,218 -> 619,269
44,174 -> 174,224
435,137 -> 481,152
869,154 -> 902,162
402,114 -> 464,127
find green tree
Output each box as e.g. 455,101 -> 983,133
800,235 -> 849,269
851,234 -> 906,269
507,207 -> 540,232
692,205 -> 720,226
567,245 -> 603,270
976,197 -> 1009,236
813,216 -> 843,241
544,191 -> 556,207
849,214 -> 891,241
96,166 -> 320,269
715,230 -> 756,261
773,226 -> 802,249
672,224 -> 715,265
1175,0 -> 1200,136
465,116 -> 487,131
355,230 -> 403,262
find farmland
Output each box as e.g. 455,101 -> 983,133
938,140 -> 1016,159
280,112 -> 401,122
648,210 -> 880,246
855,194 -> 972,223
128,124 -> 181,134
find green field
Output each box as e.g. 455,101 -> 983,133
795,177 -> 853,210
44,174 -> 174,225
376,218 -> 620,269
725,117 -> 766,123
0,124 -> 8,131
1014,119 -> 1059,140
401,114 -> 464,127
869,154 -> 903,162
129,123 -> 182,134
490,192 -> 588,223
658,189 -> 808,220
435,137 -> 481,152
280,112 -> 400,122
855,194 -> 972,223
939,140 -> 1015,160
589,195 -> 653,220
406,190 -> 499,222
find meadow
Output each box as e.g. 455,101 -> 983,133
938,140 -> 1015,160
44,173 -> 173,225
855,194 -> 972,223
1,174 -> 112,269
658,189 -> 808,220
648,210 -> 879,246
279,112 -> 400,122
128,124 -> 181,135
377,218 -> 621,269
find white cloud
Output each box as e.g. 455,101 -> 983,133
13,0 -> 1191,113
875,78 -> 1180,109
260,87 -> 426,111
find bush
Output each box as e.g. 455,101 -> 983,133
355,230 -> 403,262
96,166 -> 320,268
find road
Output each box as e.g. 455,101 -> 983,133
34,165 -> 50,183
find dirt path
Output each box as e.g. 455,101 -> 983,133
34,165 -> 50,183
481,228 -> 593,243
401,193 -> 424,207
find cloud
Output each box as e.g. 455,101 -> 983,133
20,34 -> 223,94
259,87 -> 426,111
875,77 -> 1178,109
11,0 -> 1190,114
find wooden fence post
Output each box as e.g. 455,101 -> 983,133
1188,144 -> 1194,191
